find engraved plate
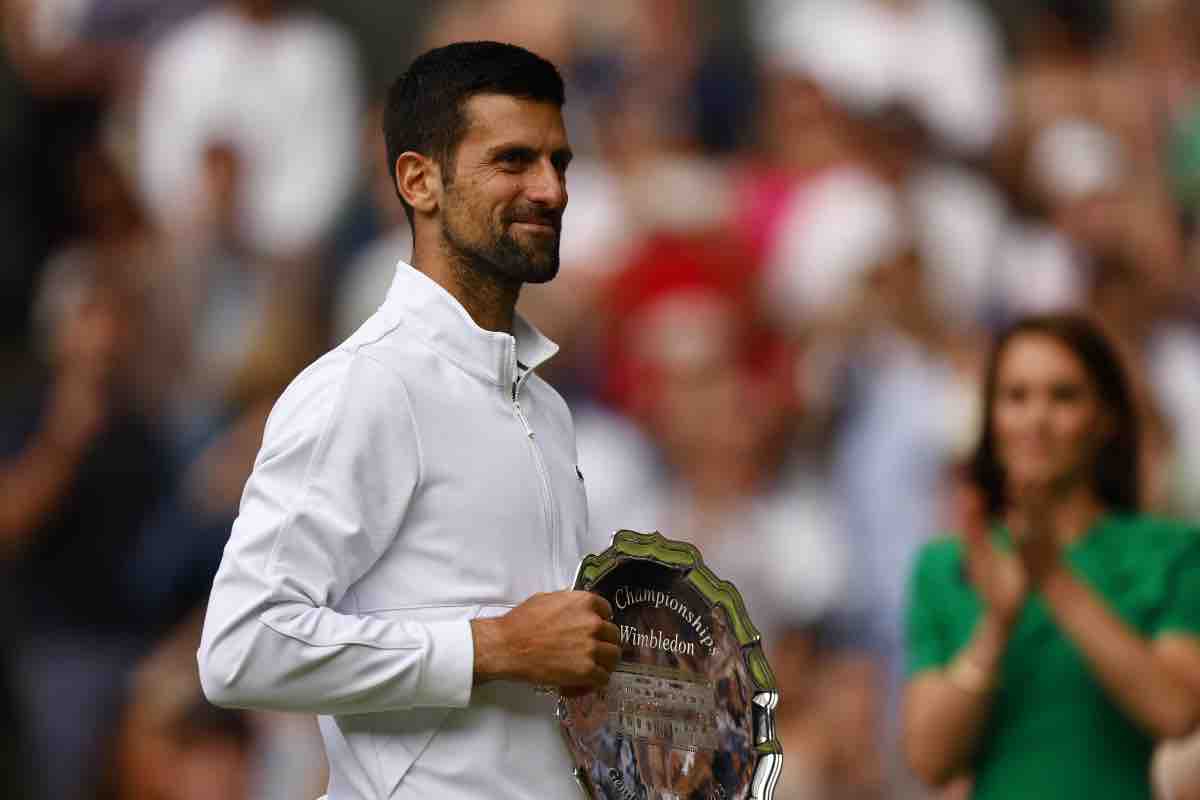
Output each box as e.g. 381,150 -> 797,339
559,530 -> 782,800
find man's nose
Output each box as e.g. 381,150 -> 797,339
525,159 -> 566,209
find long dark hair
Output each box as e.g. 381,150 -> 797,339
968,313 -> 1141,517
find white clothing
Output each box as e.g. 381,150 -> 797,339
138,7 -> 361,257
761,166 -> 909,325
756,0 -> 1006,155
199,262 -> 595,799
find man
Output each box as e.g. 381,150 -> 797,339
198,42 -> 621,799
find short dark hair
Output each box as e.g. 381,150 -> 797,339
968,313 -> 1142,518
383,41 -> 565,226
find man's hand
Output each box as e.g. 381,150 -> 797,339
470,591 -> 621,693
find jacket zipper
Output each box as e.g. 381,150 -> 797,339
512,373 -> 559,583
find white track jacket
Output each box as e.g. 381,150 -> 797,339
198,262 -> 595,798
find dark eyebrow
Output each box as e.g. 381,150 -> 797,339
498,143 -> 535,155
485,143 -> 574,168
486,144 -> 536,161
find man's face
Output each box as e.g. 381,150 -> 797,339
438,94 -> 571,285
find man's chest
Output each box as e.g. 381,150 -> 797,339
349,376 -> 590,608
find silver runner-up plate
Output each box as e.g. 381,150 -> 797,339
558,530 -> 782,800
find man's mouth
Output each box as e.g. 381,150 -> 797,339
513,220 -> 558,233
508,211 -> 561,234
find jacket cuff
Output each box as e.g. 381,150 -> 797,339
416,620 -> 474,708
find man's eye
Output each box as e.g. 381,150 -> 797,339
498,151 -> 528,168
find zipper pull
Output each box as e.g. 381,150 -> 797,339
513,391 -> 534,438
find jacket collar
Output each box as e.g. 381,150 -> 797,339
381,260 -> 559,389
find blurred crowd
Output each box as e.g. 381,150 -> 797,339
2,0 -> 1200,798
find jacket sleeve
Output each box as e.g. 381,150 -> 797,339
197,352 -> 474,715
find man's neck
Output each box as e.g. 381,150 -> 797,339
412,240 -> 521,334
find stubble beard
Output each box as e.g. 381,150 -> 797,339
440,200 -> 560,289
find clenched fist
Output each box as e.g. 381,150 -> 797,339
470,591 -> 621,693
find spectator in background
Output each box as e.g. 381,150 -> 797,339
1084,242 -> 1200,521
0,0 -> 209,355
755,0 -> 1008,160
742,14 -> 1003,744
150,139 -> 324,439
103,614 -> 254,800
770,623 -> 881,800
0,632 -> 31,800
137,0 -> 361,265
590,237 -> 880,799
757,157 -> 981,792
119,123 -> 330,798
105,610 -> 327,800
0,258 -> 173,800
601,252 -> 844,639
0,0 -> 124,356
1118,0 -> 1200,127
38,138 -> 180,418
904,313 -> 1200,799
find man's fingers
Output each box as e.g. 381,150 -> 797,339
587,594 -> 614,620
560,666 -> 613,695
589,664 -> 614,688
596,621 -> 621,646
595,641 -> 620,673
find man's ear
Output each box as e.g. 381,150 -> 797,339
395,152 -> 441,216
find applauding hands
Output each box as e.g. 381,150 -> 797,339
961,487 -> 1027,628
961,477 -> 1074,627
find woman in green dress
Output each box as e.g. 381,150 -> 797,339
903,313 -> 1200,799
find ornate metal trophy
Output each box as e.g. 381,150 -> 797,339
558,530 -> 782,799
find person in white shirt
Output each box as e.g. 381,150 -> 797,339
198,41 -> 620,799
138,0 -> 362,260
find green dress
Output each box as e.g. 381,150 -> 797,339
906,514 -> 1200,800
